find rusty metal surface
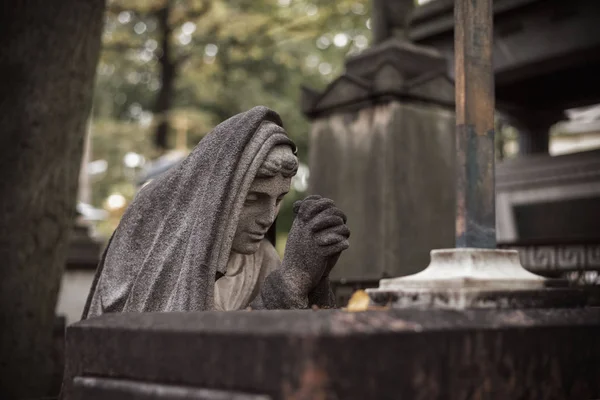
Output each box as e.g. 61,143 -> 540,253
454,0 -> 496,248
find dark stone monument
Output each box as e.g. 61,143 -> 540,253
302,12 -> 456,295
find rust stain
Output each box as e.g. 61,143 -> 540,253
282,362 -> 332,400
454,0 -> 495,133
454,0 -> 495,249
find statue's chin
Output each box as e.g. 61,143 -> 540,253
231,241 -> 261,255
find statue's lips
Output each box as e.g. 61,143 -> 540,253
246,231 -> 266,241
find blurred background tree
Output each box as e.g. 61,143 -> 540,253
89,0 -> 372,247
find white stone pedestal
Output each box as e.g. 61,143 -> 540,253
367,248 -> 592,309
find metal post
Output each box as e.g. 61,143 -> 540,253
369,0 -> 554,310
454,0 -> 496,248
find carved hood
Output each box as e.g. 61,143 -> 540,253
83,106 -> 295,318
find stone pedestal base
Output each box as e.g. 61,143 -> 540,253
367,248 -> 599,309
61,309 -> 600,399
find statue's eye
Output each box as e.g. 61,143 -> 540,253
244,193 -> 259,205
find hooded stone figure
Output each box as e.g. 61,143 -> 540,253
83,106 -> 350,318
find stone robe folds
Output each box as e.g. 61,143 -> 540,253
83,107 -> 295,318
214,240 -> 280,311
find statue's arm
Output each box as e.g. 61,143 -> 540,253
249,241 -> 307,310
307,251 -> 340,308
249,268 -> 308,310
308,277 -> 336,308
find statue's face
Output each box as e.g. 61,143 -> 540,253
231,174 -> 291,254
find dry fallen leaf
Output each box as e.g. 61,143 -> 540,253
345,289 -> 371,312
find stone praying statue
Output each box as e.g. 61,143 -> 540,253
82,106 -> 350,318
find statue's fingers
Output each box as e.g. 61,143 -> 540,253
300,198 -> 335,221
321,239 -> 350,256
292,195 -> 323,214
332,224 -> 350,238
310,215 -> 344,233
315,224 -> 350,240
304,195 -> 323,201
315,231 -> 347,246
314,206 -> 347,224
293,200 -> 302,214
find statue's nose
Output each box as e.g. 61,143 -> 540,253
256,202 -> 277,228
256,215 -> 273,229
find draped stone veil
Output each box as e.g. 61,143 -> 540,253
82,106 -> 296,318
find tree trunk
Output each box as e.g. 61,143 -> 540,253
0,1 -> 105,398
154,2 -> 176,150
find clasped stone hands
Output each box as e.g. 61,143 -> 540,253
281,195 -> 350,295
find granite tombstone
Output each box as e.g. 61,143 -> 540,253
83,106 -> 349,317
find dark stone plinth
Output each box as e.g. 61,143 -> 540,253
62,309 -> 600,399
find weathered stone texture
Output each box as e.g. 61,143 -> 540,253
309,101 -> 455,281
62,309 -> 600,400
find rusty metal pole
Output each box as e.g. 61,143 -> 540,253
454,0 -> 496,249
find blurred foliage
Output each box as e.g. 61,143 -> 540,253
90,0 -> 372,237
